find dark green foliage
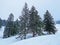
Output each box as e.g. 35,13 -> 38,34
14,19 -> 20,34
19,3 -> 29,39
44,10 -> 57,34
3,13 -> 17,38
29,6 -> 43,37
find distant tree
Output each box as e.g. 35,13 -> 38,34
43,10 -> 57,34
3,13 -> 16,38
18,3 -> 29,39
29,6 -> 43,37
2,20 -> 6,26
0,18 -> 2,28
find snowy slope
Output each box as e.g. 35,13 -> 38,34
0,27 -> 20,45
0,24 -> 60,45
10,35 -> 60,45
9,24 -> 60,45
0,36 -> 19,45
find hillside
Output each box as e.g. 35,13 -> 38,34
9,24 -> 60,45
0,24 -> 60,45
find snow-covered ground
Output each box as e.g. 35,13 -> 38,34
0,26 -> 5,38
0,24 -> 60,45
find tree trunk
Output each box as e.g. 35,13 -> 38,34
32,31 -> 36,37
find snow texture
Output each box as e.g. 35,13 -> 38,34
0,24 -> 60,45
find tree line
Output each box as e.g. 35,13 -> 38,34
0,3 -> 57,39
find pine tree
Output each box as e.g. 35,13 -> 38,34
18,3 -> 29,39
14,19 -> 20,34
43,10 -> 57,34
0,18 -> 2,28
29,6 -> 43,37
3,13 -> 16,38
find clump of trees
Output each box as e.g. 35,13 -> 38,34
3,3 -> 57,39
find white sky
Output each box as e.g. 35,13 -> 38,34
0,0 -> 60,21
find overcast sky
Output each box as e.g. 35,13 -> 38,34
0,0 -> 60,21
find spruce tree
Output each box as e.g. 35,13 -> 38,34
3,13 -> 16,38
14,19 -> 20,34
29,6 -> 43,37
19,3 -> 29,39
44,10 -> 57,34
